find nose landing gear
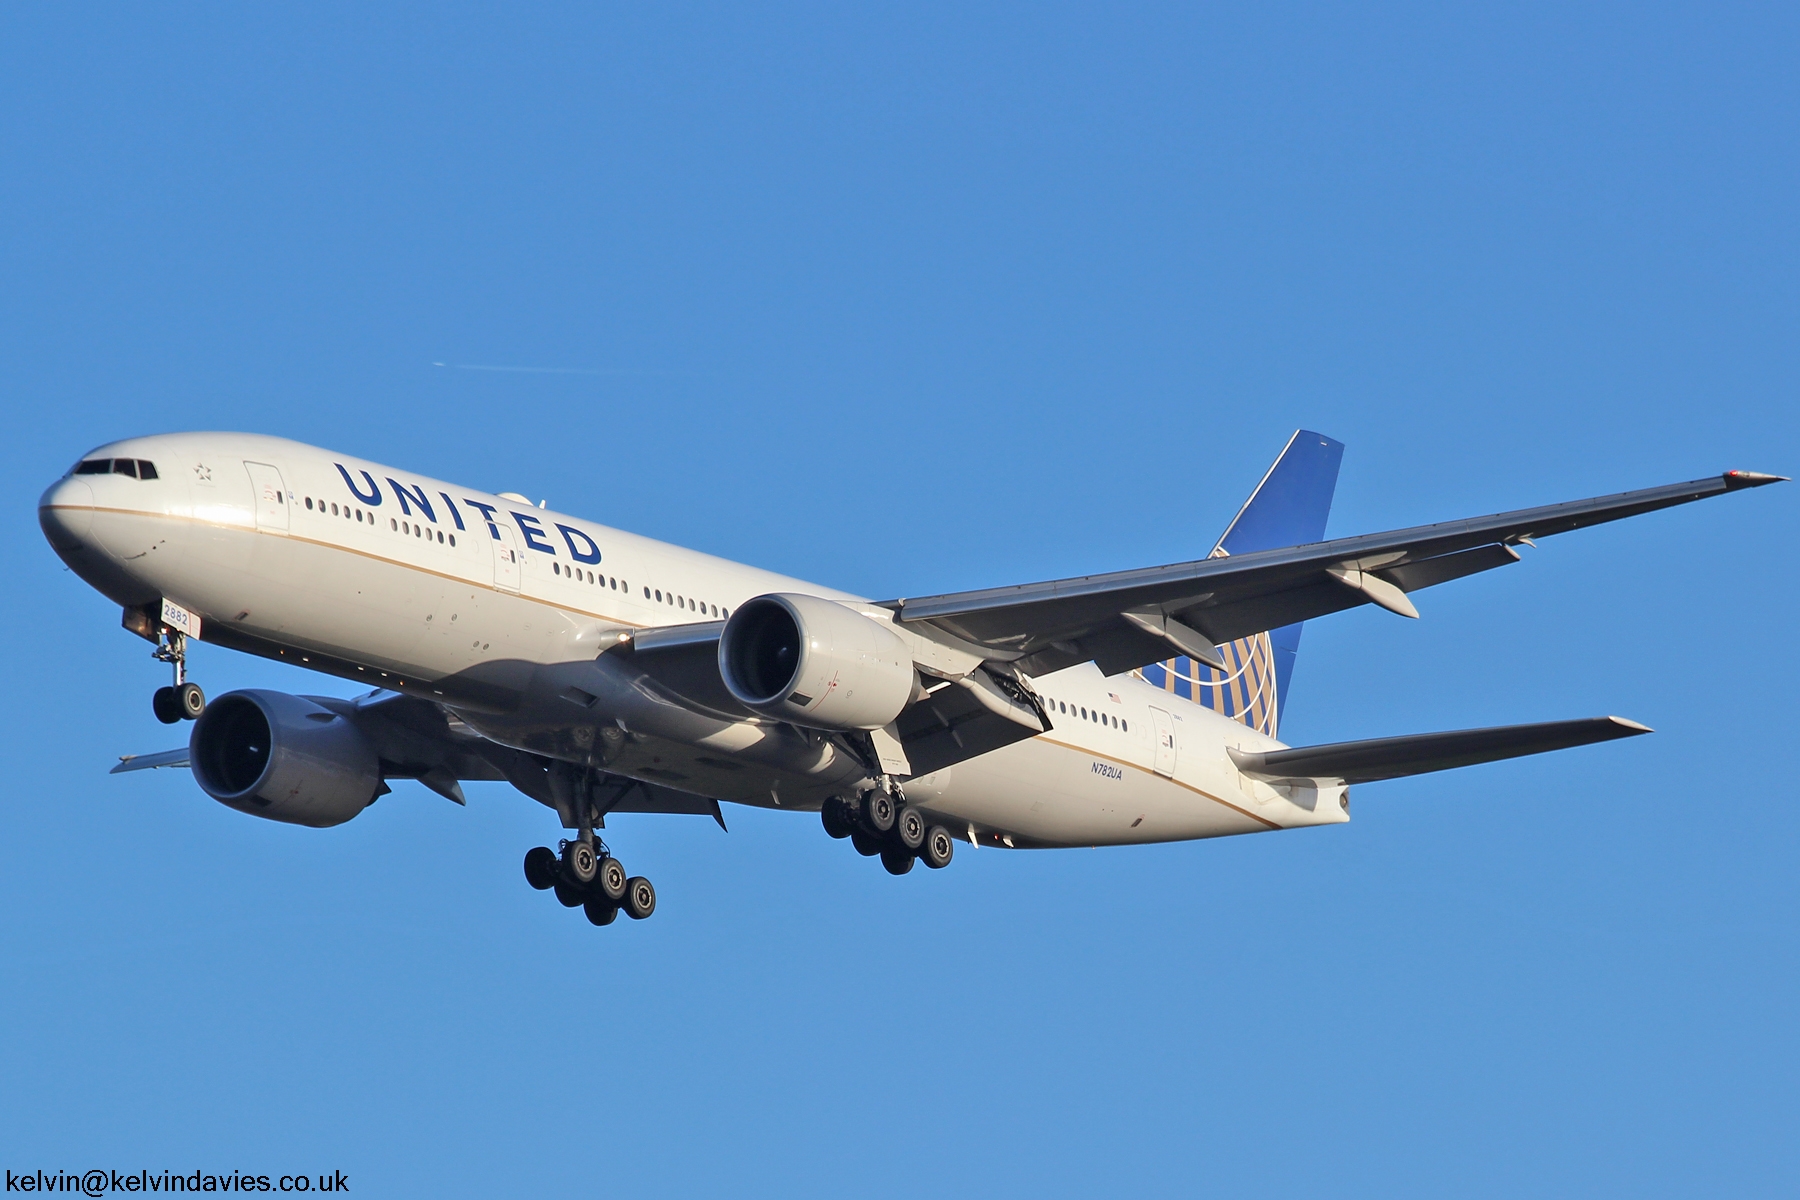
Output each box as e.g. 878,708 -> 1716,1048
150,628 -> 204,725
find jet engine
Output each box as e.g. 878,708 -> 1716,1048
189,689 -> 382,828
719,593 -> 916,731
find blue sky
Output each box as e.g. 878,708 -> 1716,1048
2,4 -> 1796,1196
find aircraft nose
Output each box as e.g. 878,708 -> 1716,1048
39,476 -> 96,553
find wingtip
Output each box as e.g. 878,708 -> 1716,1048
1723,470 -> 1787,489
1607,716 -> 1654,735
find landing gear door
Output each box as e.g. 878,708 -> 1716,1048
243,462 -> 289,534
491,521 -> 522,593
1148,706 -> 1176,778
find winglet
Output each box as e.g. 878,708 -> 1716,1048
1723,470 -> 1788,490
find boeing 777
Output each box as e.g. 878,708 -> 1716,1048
37,430 -> 1781,927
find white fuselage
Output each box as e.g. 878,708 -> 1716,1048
40,433 -> 1348,848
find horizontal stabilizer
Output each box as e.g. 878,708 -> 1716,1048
111,749 -> 190,773
1228,716 -> 1651,784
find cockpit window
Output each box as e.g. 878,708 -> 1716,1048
69,457 -> 157,479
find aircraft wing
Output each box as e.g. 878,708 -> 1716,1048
1228,715 -> 1651,784
880,470 -> 1783,678
111,690 -> 730,826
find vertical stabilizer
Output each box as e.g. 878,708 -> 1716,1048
1139,430 -> 1343,737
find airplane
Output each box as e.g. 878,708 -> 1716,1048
38,430 -> 1781,928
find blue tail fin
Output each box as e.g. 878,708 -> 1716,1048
1139,430 -> 1343,737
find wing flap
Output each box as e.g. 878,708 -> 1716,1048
1229,716 -> 1651,784
111,748 -> 190,773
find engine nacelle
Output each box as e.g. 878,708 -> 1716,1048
719,593 -> 916,731
189,689 -> 382,828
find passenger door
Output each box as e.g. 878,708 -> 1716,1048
243,461 -> 289,534
491,521 -> 522,593
1148,706 -> 1177,778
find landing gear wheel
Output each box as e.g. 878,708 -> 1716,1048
850,830 -> 882,857
880,847 -> 915,876
562,840 -> 598,886
552,879 -> 585,908
894,806 -> 926,851
523,846 -> 558,890
596,856 -> 628,903
152,686 -> 181,725
176,681 -> 206,720
864,790 -> 896,834
623,876 -> 656,920
584,896 -> 619,926
921,826 -> 955,869
821,796 -> 852,839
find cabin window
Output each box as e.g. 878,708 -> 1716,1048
331,503 -> 339,515
449,535 -> 456,547
1122,720 -> 1128,732
308,498 -> 315,510
391,518 -> 398,530
653,589 -> 661,601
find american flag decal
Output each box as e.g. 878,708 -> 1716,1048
1134,631 -> 1280,738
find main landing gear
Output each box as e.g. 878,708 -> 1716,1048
524,765 -> 658,928
821,784 -> 955,876
523,840 -> 657,928
150,628 -> 205,725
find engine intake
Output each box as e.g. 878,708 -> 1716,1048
189,690 -> 382,827
719,593 -> 916,731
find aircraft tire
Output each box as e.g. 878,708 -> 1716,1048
152,686 -> 181,725
820,796 -> 852,839
562,840 -> 598,886
920,826 -> 955,869
584,896 -> 619,926
523,846 -> 558,890
176,681 -> 206,720
623,876 -> 656,920
552,879 -> 586,908
894,806 -> 925,851
596,856 -> 628,903
880,847 -> 915,876
864,790 -> 896,834
850,830 -> 882,857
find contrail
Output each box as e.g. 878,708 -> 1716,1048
431,361 -> 684,376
